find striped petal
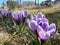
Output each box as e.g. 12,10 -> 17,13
30,14 -> 37,21
36,12 -> 45,21
28,20 -> 38,30
47,23 -> 56,36
22,9 -> 28,18
26,19 -> 30,25
38,18 -> 49,31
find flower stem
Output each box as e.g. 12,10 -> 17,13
35,30 -> 40,45
41,39 -> 45,45
35,30 -> 39,37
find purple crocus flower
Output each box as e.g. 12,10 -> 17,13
27,12 -> 56,40
11,11 -> 22,21
12,10 -> 28,24
0,10 -> 8,17
37,23 -> 56,40
21,9 -> 28,18
0,9 -> 12,16
11,11 -> 22,24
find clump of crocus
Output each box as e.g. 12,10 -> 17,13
26,12 -> 56,40
11,9 -> 28,25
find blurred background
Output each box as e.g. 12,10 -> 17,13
0,0 -> 60,45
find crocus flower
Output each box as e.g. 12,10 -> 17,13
12,11 -> 24,25
21,9 -> 28,18
0,10 -> 8,17
37,23 -> 56,40
27,12 -> 56,40
12,10 -> 28,21
11,11 -> 22,21
0,9 -> 12,17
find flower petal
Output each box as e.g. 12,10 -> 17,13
17,12 -> 22,20
42,22 -> 49,31
26,19 -> 30,25
38,18 -> 49,31
36,12 -> 45,21
37,25 -> 43,31
28,20 -> 38,30
38,18 -> 49,24
30,14 -> 36,20
49,23 -> 56,30
42,18 -> 49,23
47,23 -> 56,36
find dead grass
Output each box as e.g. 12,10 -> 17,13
28,4 -> 60,14
0,32 -> 11,45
